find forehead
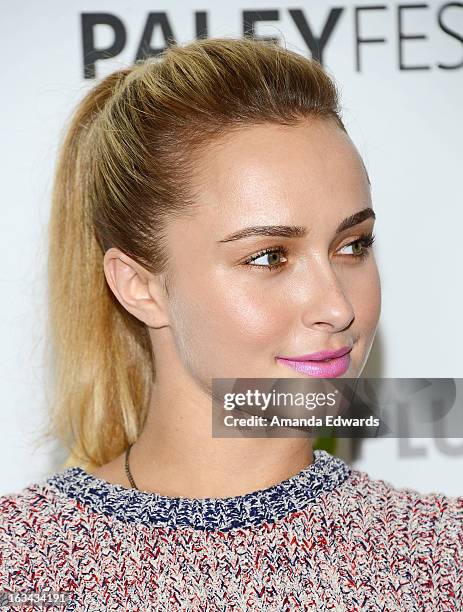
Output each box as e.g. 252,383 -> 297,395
189,119 -> 370,223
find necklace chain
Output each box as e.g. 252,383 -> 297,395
125,442 -> 139,490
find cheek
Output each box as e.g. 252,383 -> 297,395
171,272 -> 289,355
168,274 -> 290,380
208,282 -> 289,347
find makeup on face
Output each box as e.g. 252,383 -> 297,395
163,121 -> 381,382
216,208 -> 375,378
275,346 -> 353,378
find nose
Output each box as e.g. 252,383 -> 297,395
300,261 -> 355,333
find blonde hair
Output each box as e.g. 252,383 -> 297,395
39,36 -> 347,471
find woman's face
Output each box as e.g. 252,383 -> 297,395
162,119 -> 381,384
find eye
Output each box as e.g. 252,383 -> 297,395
242,246 -> 289,271
337,233 -> 376,261
240,232 -> 375,273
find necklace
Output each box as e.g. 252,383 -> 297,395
124,442 -> 139,490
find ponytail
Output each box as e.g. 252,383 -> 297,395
41,68 -> 154,471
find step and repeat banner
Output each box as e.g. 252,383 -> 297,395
1,1 -> 462,495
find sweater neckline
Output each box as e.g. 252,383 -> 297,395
46,449 -> 351,532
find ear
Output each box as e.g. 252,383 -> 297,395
103,248 -> 170,329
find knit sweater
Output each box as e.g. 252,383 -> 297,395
0,449 -> 462,612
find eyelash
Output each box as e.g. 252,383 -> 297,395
242,232 -> 376,272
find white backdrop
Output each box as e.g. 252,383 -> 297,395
1,0 -> 462,495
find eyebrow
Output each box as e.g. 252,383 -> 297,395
217,207 -> 376,243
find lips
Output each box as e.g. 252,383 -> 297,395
275,346 -> 353,378
276,346 -> 352,362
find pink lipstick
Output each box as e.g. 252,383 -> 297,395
275,346 -> 352,378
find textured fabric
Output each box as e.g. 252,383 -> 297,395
0,449 -> 462,611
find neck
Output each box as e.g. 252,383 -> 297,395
129,393 -> 314,497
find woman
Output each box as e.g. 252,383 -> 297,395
1,37 -> 461,611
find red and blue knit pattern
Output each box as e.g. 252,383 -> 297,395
1,449 -> 462,611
